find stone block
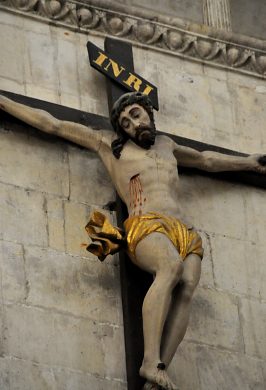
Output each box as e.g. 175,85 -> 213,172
0,240 -> 26,303
131,0 -> 203,23
198,231 -> 215,288
169,340 -> 265,390
55,29 -> 80,102
0,298 -> 3,357
211,234 -> 266,300
0,356 -> 127,390
99,322 -> 127,381
186,287 -> 243,352
0,9 -> 24,28
261,361 -> 266,386
204,77 -> 234,145
179,174 -> 246,239
195,343 -> 265,390
0,356 -> 56,390
230,84 -> 265,143
0,24 -> 24,82
231,0 -> 266,40
239,298 -> 266,360
155,65 -> 215,137
68,145 -> 115,206
0,76 -> 25,95
23,29 -> 58,91
168,342 -> 200,390
0,357 -> 9,390
23,17 -> 52,35
25,246 -> 122,324
0,183 -> 48,246
158,116 -> 203,143
53,367 -> 127,390
202,63 -> 228,82
230,133 -> 264,155
244,186 -> 266,244
24,85 -> 60,105
169,73 -> 215,134
59,93 -> 80,110
47,198 -> 65,252
64,200 -> 91,256
0,129 -> 69,197
4,304 -> 125,378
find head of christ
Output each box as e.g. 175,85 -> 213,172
110,92 -> 156,159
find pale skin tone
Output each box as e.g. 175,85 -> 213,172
1,95 -> 266,390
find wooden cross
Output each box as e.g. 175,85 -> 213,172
1,37 -> 265,390
100,37 -> 155,390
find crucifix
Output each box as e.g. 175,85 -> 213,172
0,37 -> 266,390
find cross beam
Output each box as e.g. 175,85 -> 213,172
1,89 -> 265,191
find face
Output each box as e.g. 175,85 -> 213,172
118,103 -> 156,149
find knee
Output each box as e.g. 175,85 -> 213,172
181,278 -> 199,301
161,260 -> 184,286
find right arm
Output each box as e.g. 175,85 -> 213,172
0,94 -> 103,152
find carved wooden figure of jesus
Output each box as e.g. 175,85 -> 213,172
0,92 -> 266,390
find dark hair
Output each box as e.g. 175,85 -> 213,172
110,92 -> 154,159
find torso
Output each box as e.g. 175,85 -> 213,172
99,133 -> 190,224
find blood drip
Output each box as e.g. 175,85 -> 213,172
129,174 -> 146,216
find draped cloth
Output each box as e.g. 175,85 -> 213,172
85,211 -> 126,261
85,211 -> 204,261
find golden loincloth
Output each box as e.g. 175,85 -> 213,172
85,211 -> 126,261
85,211 -> 203,261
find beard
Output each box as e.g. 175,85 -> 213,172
132,122 -> 156,149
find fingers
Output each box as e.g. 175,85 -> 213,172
257,166 -> 266,174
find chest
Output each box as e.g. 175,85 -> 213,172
110,138 -> 177,188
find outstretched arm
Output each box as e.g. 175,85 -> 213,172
0,94 -> 103,152
173,143 -> 266,174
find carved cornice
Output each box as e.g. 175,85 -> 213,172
0,0 -> 266,79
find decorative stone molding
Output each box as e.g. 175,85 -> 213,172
0,0 -> 266,79
203,0 -> 232,31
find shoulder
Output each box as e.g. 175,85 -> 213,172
99,130 -> 114,149
98,130 -> 116,161
156,134 -> 175,149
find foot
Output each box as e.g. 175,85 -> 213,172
140,362 -> 177,390
143,381 -> 159,390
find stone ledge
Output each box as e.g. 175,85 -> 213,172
0,0 -> 265,79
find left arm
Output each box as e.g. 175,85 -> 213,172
173,143 -> 266,173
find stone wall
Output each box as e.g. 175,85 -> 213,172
0,5 -> 265,390
113,0 -> 203,24
113,0 -> 266,39
231,0 -> 266,39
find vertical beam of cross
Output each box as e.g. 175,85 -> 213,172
104,37 -> 152,390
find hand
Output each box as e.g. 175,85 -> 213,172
0,94 -> 9,110
249,154 -> 266,174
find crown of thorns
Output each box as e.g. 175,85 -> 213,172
110,92 -> 154,134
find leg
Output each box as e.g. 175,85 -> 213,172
160,253 -> 201,366
129,232 -> 184,390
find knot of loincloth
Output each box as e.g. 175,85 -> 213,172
85,211 -> 126,261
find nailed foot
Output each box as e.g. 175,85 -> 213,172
143,381 -> 159,390
140,362 -> 177,390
